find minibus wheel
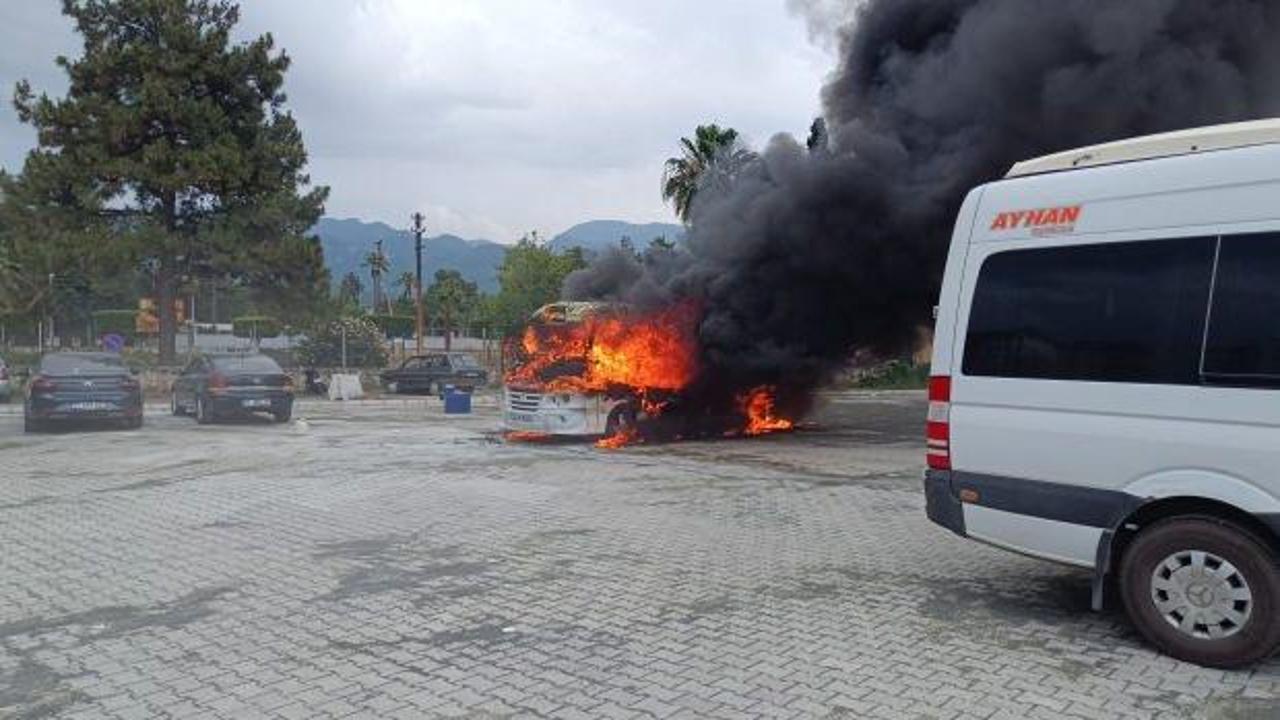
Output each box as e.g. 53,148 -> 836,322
1119,516 -> 1280,668
605,403 -> 637,438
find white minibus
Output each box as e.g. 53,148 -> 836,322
927,120 -> 1280,668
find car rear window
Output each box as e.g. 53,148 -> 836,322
211,355 -> 283,374
963,237 -> 1215,385
1203,232 -> 1280,386
451,355 -> 480,369
40,353 -> 126,375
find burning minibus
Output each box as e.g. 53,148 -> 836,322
502,302 -> 684,440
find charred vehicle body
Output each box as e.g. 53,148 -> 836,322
503,303 -> 645,438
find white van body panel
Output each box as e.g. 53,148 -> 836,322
930,141 -> 1280,571
504,388 -> 628,436
963,505 -> 1102,567
930,187 -> 986,373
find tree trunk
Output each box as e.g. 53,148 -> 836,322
160,191 -> 179,365
157,265 -> 177,364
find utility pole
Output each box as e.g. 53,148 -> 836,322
412,212 -> 426,354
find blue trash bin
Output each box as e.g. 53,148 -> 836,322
443,387 -> 472,414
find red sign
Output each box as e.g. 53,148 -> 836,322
990,205 -> 1082,235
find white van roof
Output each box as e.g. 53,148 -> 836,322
1006,119 -> 1280,178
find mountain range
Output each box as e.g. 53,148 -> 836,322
315,217 -> 682,296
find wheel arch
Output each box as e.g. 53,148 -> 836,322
1094,495 -> 1280,612
1110,496 -> 1280,579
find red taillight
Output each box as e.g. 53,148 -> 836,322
30,375 -> 55,392
208,372 -> 229,390
926,376 -> 951,470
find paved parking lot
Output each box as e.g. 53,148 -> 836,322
1,391 -> 1277,719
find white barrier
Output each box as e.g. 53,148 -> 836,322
328,373 -> 364,401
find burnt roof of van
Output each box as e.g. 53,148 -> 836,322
1006,118 -> 1280,178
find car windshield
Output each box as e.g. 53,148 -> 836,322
211,355 -> 282,374
39,353 -> 125,375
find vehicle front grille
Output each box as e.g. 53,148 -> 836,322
507,391 -> 542,413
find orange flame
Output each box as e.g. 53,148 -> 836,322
739,386 -> 795,436
506,303 -> 699,395
595,426 -> 640,449
505,431 -> 554,443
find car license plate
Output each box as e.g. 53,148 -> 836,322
66,401 -> 111,411
506,412 -> 535,423
243,398 -> 272,408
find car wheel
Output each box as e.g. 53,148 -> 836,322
273,405 -> 292,424
196,395 -> 214,425
1120,515 -> 1280,668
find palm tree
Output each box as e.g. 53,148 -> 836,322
338,271 -> 364,308
661,124 -> 756,224
426,269 -> 478,351
395,270 -> 417,306
363,241 -> 391,313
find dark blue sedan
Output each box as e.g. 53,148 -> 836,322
24,352 -> 143,433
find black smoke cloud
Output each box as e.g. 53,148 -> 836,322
564,0 -> 1280,423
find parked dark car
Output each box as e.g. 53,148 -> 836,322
171,353 -> 293,424
24,352 -> 143,432
381,353 -> 488,394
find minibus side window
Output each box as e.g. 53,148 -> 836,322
963,237 -> 1215,385
1202,232 -> 1280,388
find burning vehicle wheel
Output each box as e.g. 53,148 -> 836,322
605,403 -> 638,438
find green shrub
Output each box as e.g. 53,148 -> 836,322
232,316 -> 282,340
370,314 -> 415,339
91,310 -> 138,339
849,360 -> 930,390
296,316 -> 387,368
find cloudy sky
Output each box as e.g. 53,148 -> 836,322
0,1 -> 831,241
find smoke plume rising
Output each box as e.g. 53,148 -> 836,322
564,0 -> 1280,427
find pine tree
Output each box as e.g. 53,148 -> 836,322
12,0 -> 328,362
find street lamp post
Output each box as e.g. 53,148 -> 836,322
412,212 -> 426,354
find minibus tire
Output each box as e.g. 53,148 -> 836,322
605,404 -> 637,438
1119,515 -> 1280,668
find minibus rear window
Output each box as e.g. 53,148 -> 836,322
963,237 -> 1215,385
1203,232 -> 1280,386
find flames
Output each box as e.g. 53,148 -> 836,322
506,301 -> 796,447
738,386 -> 795,436
506,303 -> 699,394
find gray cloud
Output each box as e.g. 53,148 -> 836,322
1,0 -> 826,240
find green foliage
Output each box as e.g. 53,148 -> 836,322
363,244 -> 391,311
337,272 -> 364,308
427,269 -> 479,341
848,361 -> 930,390
661,124 -> 757,224
232,315 -> 282,340
488,237 -> 588,335
91,309 -> 138,338
395,270 -> 417,305
296,316 -> 387,368
11,0 -> 329,361
370,314 -> 414,339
